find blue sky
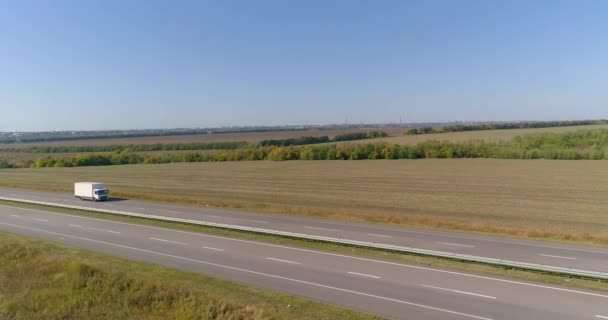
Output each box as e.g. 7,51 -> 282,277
1,0 -> 607,131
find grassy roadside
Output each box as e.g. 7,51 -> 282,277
0,230 -> 378,320
1,200 -> 607,294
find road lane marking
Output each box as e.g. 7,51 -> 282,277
69,224 -> 120,234
6,206 -> 608,299
596,316 -> 608,319
367,233 -> 393,238
10,214 -> 19,217
438,242 -> 476,248
167,211 -> 179,214
347,272 -> 381,279
266,257 -> 301,265
250,220 -> 269,224
149,238 -> 188,246
0,222 -> 494,320
421,285 -> 496,299
303,226 -> 337,231
136,207 -> 146,210
87,227 -> 120,234
538,254 -> 577,260
298,216 -> 608,255
202,246 -> 224,252
208,215 -> 222,219
32,218 -> 48,222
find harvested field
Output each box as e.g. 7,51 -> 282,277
1,159 -> 607,245
0,127 -> 404,148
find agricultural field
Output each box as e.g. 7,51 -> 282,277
0,127 -> 404,148
341,124 -> 608,145
1,159 -> 607,245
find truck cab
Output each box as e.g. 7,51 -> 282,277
93,188 -> 109,201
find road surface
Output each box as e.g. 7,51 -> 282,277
1,188 -> 606,274
0,204 -> 607,319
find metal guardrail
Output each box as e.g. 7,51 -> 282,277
2,196 -> 608,280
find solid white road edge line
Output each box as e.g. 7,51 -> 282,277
438,242 -> 476,248
4,205 -> 608,299
538,254 -> 577,260
266,257 -> 301,265
0,222 -> 494,320
149,237 -> 189,246
421,284 -> 497,300
347,272 -> 381,279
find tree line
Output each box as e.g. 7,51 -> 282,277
2,128 -> 606,168
403,120 -> 607,135
2,131 -> 389,153
0,141 -> 250,154
260,131 -> 388,147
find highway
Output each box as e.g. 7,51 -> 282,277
1,203 -> 608,319
1,188 -> 607,274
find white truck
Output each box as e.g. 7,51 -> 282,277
74,182 -> 109,202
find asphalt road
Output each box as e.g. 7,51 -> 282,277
1,188 -> 607,274
1,204 -> 607,319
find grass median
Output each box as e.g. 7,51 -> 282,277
0,230 -> 378,320
1,199 -> 607,294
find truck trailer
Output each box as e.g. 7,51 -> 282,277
74,182 -> 109,202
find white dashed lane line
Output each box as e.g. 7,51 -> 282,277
32,218 -> 48,222
303,226 -> 337,231
266,257 -> 301,265
538,254 -> 577,260
69,224 -> 120,234
437,242 -> 476,248
202,246 -> 224,252
421,284 -> 497,300
149,238 -> 189,246
367,233 -> 393,238
347,272 -> 381,279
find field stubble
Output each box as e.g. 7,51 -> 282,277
1,159 -> 607,245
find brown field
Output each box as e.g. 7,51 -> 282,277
339,124 -> 608,145
1,159 -> 607,245
0,127 -> 404,148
